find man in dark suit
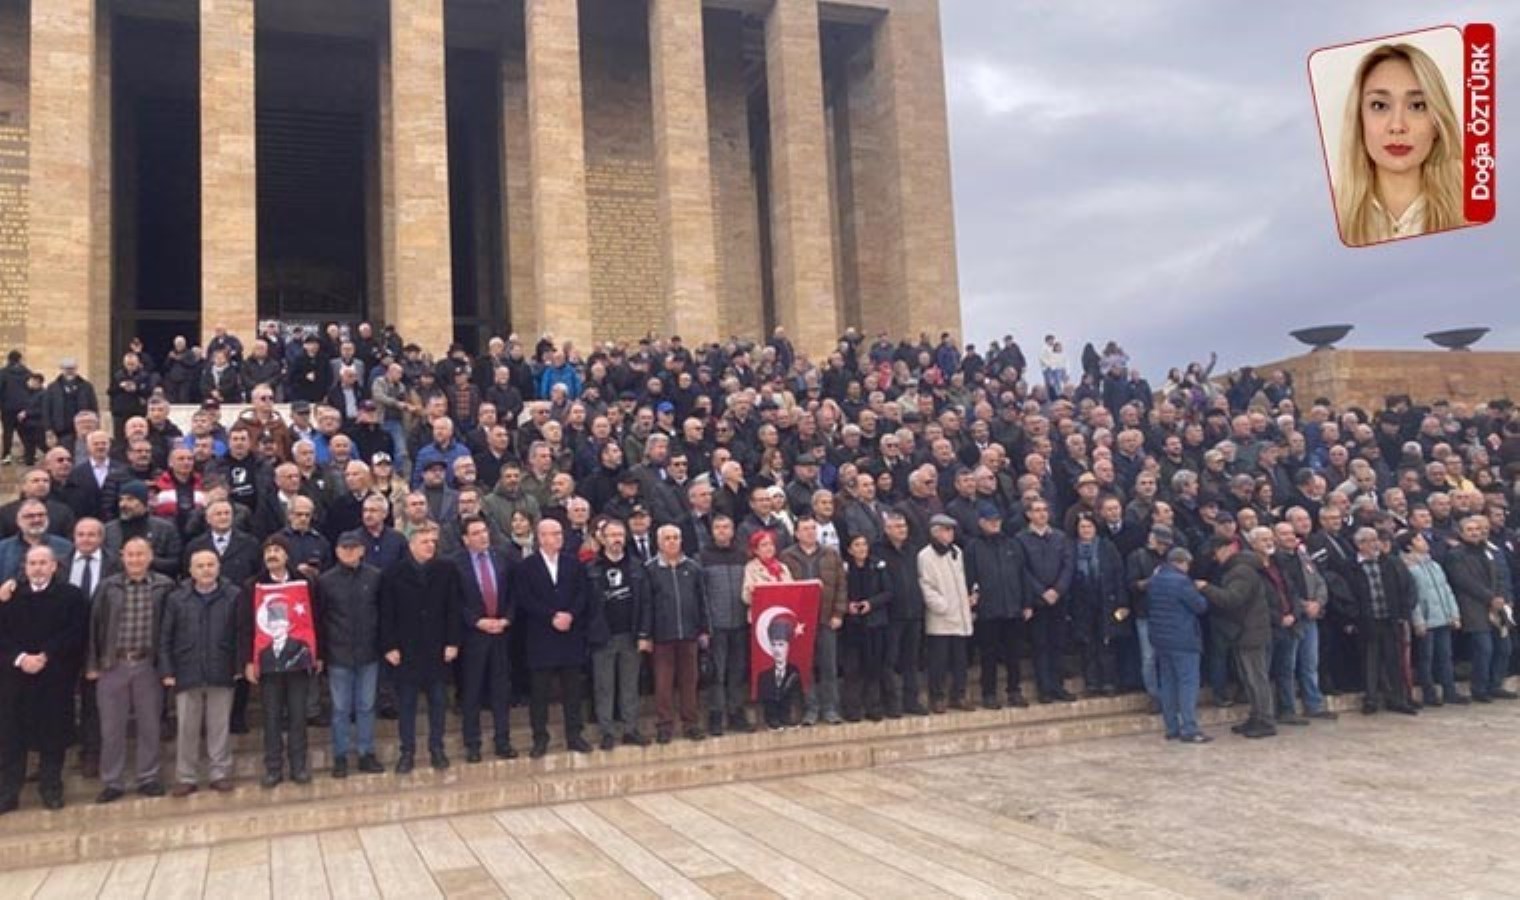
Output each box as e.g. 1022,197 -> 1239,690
454,517 -> 516,762
513,518 -> 593,758
62,515 -> 119,778
380,523 -> 462,773
1346,527 -> 1418,715
183,499 -> 260,586
65,430 -> 126,522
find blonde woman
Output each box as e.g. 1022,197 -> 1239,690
1336,43 -> 1465,246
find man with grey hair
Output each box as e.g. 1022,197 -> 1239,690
1347,527 -> 1418,715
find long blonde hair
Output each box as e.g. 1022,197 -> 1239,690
1335,43 -> 1464,246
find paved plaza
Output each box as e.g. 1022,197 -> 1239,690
1,704 -> 1514,898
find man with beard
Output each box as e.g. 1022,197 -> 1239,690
0,546 -> 88,811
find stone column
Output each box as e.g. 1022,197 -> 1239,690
387,0 -> 453,354
27,0 -> 104,379
648,0 -> 718,341
764,0 -> 839,357
873,2 -> 961,341
524,0 -> 592,349
200,0 -> 258,347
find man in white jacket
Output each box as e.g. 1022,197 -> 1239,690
919,515 -> 977,713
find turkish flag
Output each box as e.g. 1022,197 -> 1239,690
750,580 -> 821,699
251,580 -> 318,675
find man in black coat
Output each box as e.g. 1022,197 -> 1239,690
183,499 -> 260,586
513,518 -> 593,758
42,359 -> 99,451
877,511 -> 928,717
380,524 -> 462,773
317,533 -> 386,777
0,546 -> 88,812
964,504 -> 1035,708
454,517 -> 517,762
1345,527 -> 1418,714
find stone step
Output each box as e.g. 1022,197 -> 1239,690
22,688 -> 1150,817
0,691 -> 1239,871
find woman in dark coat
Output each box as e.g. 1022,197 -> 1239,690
839,534 -> 892,722
379,524 -> 463,771
0,548 -> 88,811
1070,514 -> 1129,696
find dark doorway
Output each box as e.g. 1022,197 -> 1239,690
255,31 -> 375,327
446,48 -> 505,355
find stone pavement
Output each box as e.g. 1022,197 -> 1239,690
1,703 -> 1514,898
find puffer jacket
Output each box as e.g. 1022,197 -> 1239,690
639,555 -> 710,643
157,578 -> 242,690
964,532 -> 1033,621
699,543 -> 748,631
1406,555 -> 1461,631
919,542 -> 973,637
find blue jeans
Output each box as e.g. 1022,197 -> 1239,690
1294,622 -> 1326,712
1270,629 -> 1299,716
1469,630 -> 1513,698
1156,650 -> 1201,738
328,663 -> 379,758
1135,618 -> 1158,699
382,419 -> 409,474
1418,626 -> 1457,699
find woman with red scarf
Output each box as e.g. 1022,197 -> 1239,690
741,530 -> 793,613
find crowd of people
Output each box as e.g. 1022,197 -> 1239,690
0,320 -> 1517,813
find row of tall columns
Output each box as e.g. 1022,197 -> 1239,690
24,0 -> 957,378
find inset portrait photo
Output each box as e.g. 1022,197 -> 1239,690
1309,27 -> 1474,248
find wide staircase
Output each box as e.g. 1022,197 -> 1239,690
0,674 -> 1392,872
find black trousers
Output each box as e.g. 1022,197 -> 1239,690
1363,619 -> 1405,709
460,635 -> 512,751
886,619 -> 924,713
839,626 -> 890,718
926,635 -> 969,703
398,679 -> 448,755
975,618 -> 1024,699
530,666 -> 585,746
1,410 -> 19,460
1031,607 -> 1069,697
78,674 -> 100,761
260,671 -> 311,775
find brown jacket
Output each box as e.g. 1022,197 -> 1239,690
780,543 -> 848,625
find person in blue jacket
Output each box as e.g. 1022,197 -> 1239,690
1146,546 -> 1213,743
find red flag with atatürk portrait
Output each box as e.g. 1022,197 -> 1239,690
251,580 -> 317,675
750,580 -> 820,699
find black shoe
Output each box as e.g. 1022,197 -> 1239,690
0,798 -> 16,815
395,753 -> 415,775
1306,709 -> 1339,720
1054,690 -> 1077,702
96,787 -> 125,804
1493,689 -> 1519,700
708,712 -> 725,735
1242,720 -> 1277,739
1389,704 -> 1419,716
1037,694 -> 1054,705
378,706 -> 399,720
1361,703 -> 1379,715
981,696 -> 1001,711
465,747 -> 483,764
843,712 -> 863,723
656,727 -> 673,745
1276,715 -> 1309,726
600,734 -> 617,752
496,745 -> 519,760
1473,694 -> 1494,704
332,757 -> 348,779
1446,694 -> 1471,706
291,769 -> 313,785
684,727 -> 706,742
261,771 -> 283,789
903,704 -> 930,717
358,754 -> 385,774
567,736 -> 593,754
729,714 -> 756,734
307,713 -> 330,728
1214,698 -> 1236,709
1009,692 -> 1029,708
1180,733 -> 1214,744
430,751 -> 450,770
623,731 -> 650,747
529,742 -> 548,759
137,781 -> 166,798
1425,695 -> 1445,708
864,711 -> 883,722
1230,723 -> 1248,734
884,709 -> 903,719
41,792 -> 64,811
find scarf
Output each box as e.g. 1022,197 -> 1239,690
749,529 -> 786,579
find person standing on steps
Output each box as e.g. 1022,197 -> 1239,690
515,518 -> 593,758
159,549 -> 241,796
318,531 -> 386,778
454,517 -> 517,763
379,523 -> 463,774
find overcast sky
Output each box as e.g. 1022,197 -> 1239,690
940,0 -> 1519,377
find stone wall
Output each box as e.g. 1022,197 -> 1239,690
0,0 -> 28,354
581,23 -> 663,343
1250,349 -> 1520,410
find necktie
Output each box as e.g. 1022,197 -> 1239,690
80,555 -> 94,598
215,534 -> 228,556
638,537 -> 648,558
476,554 -> 498,618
